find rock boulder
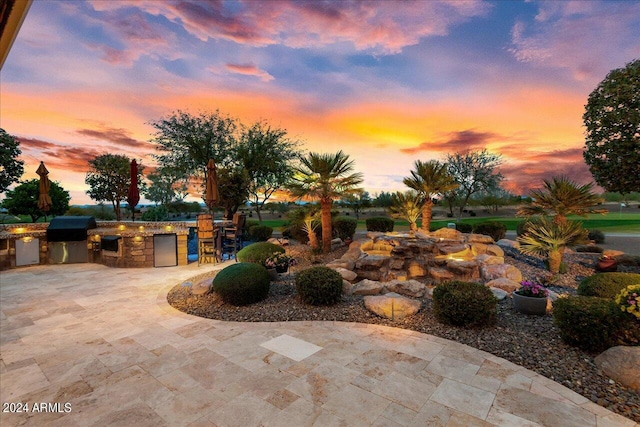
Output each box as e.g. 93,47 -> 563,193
364,292 -> 421,320
595,346 -> 640,391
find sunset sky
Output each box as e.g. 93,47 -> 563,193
1,0 -> 639,205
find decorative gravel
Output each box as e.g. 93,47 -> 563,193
168,243 -> 640,422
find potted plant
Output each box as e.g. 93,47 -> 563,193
512,280 -> 549,315
596,255 -> 617,272
264,253 -> 296,274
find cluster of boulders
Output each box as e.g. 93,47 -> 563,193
326,228 -> 529,320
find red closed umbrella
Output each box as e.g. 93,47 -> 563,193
36,161 -> 52,212
205,159 -> 219,212
127,159 -> 140,221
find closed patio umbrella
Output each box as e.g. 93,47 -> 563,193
36,161 -> 52,213
205,159 -> 219,213
127,159 -> 140,221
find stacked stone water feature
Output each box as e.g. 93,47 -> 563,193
326,228 -> 523,320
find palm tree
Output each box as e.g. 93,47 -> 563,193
517,175 -> 606,225
288,151 -> 363,253
390,191 -> 422,231
403,160 -> 458,232
517,217 -> 588,273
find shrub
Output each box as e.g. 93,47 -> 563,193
333,216 -> 357,240
553,296 -> 640,352
366,217 -> 394,232
516,220 -> 531,236
469,210 -> 476,217
616,285 -> 640,319
212,263 -> 270,305
243,219 -> 260,240
588,229 -> 605,244
295,266 -> 343,306
455,223 -> 473,233
577,273 -> 640,299
248,225 -> 273,241
432,281 -> 497,328
473,221 -> 507,242
236,242 -> 285,265
141,206 -> 169,221
575,245 -> 604,253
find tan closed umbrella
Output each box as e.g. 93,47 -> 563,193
36,161 -> 52,212
205,159 -> 219,213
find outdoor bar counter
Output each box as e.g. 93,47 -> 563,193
0,220 -> 194,270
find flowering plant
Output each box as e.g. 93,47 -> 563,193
515,280 -> 549,298
264,253 -> 296,269
615,285 -> 640,319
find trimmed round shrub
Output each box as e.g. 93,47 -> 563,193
575,245 -> 604,253
243,219 -> 260,240
455,223 -> 473,233
333,216 -> 357,240
577,272 -> 640,299
587,229 -> 605,244
236,242 -> 285,265
248,225 -> 273,241
553,296 -> 640,352
366,217 -> 394,232
295,266 -> 343,306
473,221 -> 507,242
212,262 -> 270,305
432,281 -> 497,328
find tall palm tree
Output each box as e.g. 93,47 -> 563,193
390,191 -> 422,231
517,216 -> 588,273
403,160 -> 458,232
517,176 -> 606,225
288,151 -> 363,253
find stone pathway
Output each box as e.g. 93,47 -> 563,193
0,263 -> 637,427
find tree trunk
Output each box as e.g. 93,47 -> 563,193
321,199 -> 333,253
114,201 -> 121,221
256,207 -> 263,224
409,221 -> 417,231
547,249 -> 562,274
420,200 -> 433,232
307,227 -> 319,249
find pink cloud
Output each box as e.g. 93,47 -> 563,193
401,129 -> 500,155
224,63 -> 274,82
76,125 -> 149,149
88,0 -> 490,55
17,137 -> 102,171
508,1 -> 640,82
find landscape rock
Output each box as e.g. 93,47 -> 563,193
595,346 -> 640,391
351,279 -> 385,295
325,260 -> 355,271
342,279 -> 354,295
438,244 -> 469,255
481,264 -> 523,283
355,255 -> 388,269
333,267 -> 358,282
474,254 -> 505,265
490,288 -> 508,300
485,277 -> 521,293
191,279 -> 212,296
406,259 -> 429,278
384,279 -> 426,298
429,267 -> 454,282
267,237 -> 289,246
363,292 -> 421,320
486,244 -> 504,257
467,233 -> 494,243
496,239 -> 520,249
430,228 -> 464,241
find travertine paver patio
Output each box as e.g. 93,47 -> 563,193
0,263 -> 637,427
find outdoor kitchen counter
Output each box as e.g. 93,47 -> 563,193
90,226 -> 190,237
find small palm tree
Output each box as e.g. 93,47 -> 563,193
403,160 -> 458,231
517,217 -> 588,273
390,191 -> 422,231
288,151 -> 363,253
517,175 -> 606,225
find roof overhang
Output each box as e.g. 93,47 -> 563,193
0,0 -> 32,70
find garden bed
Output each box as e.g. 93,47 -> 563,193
167,243 -> 640,422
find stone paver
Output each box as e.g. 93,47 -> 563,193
0,263 -> 637,427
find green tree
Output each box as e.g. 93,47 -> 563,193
342,191 -> 371,219
85,154 -> 144,220
403,160 -> 458,231
517,176 -> 606,225
236,120 -> 301,223
287,151 -> 363,253
372,191 -> 393,208
144,167 -> 189,206
1,179 -> 70,222
0,128 -> 24,193
216,167 -> 250,219
583,59 -> 640,195
517,217 -> 588,274
446,149 -> 503,220
150,109 -> 238,183
390,191 -> 422,231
